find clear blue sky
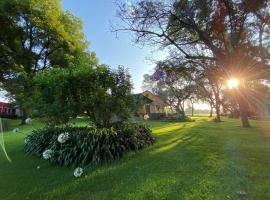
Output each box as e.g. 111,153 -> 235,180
62,0 -> 165,93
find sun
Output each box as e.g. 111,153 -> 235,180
227,78 -> 239,89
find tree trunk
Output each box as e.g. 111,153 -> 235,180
191,103 -> 194,117
214,93 -> 221,122
215,103 -> 221,122
21,108 -> 27,125
238,96 -> 251,128
175,105 -> 182,115
180,102 -> 186,116
210,105 -> 213,117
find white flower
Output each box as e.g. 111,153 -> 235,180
25,118 -> 32,124
57,132 -> 69,143
37,166 -> 40,170
12,128 -> 19,133
106,88 -> 112,95
74,167 -> 83,178
144,114 -> 150,120
42,149 -> 53,160
24,137 -> 29,144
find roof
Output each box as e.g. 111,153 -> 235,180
141,91 -> 166,106
0,102 -> 10,106
0,102 -> 11,107
134,94 -> 152,104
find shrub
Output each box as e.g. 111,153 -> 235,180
175,114 -> 194,122
32,66 -> 136,127
113,122 -> 155,151
24,123 -> 155,167
164,114 -> 194,122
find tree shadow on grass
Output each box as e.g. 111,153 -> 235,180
3,120 -> 270,200
43,120 -> 261,200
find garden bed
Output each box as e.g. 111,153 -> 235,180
24,122 -> 155,167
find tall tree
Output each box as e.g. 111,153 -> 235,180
116,0 -> 270,127
144,61 -> 196,116
0,0 -> 89,123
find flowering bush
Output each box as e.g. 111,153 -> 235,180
24,137 -> 29,144
24,123 -> 155,167
57,132 -> 69,143
144,114 -> 150,120
42,149 -> 53,160
74,167 -> 83,178
12,128 -> 19,133
25,118 -> 32,124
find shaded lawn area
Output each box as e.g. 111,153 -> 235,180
1,117 -> 270,200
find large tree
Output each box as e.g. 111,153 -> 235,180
0,0 -> 89,123
117,0 -> 270,127
143,61 -> 197,116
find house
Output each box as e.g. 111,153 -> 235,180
135,91 -> 167,119
0,102 -> 20,118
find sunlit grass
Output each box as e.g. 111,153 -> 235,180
0,118 -> 12,162
1,117 -> 270,200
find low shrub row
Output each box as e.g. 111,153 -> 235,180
24,123 -> 155,167
162,114 -> 194,122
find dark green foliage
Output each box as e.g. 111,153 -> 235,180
113,122 -> 155,151
24,127 -> 56,157
164,114 -> 194,122
175,114 -> 194,122
0,118 -> 18,131
24,123 -> 155,166
32,65 -> 135,127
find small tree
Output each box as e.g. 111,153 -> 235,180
32,65 -> 135,127
143,61 -> 196,116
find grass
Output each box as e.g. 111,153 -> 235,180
1,117 -> 270,200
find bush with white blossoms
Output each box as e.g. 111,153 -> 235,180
25,118 -> 32,124
57,132 -> 69,143
144,114 -> 150,120
106,88 -> 112,95
12,128 -> 19,133
24,125 -> 155,167
24,137 -> 29,144
42,149 -> 53,160
74,167 -> 83,178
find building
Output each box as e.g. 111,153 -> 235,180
136,91 -> 167,119
0,102 -> 20,118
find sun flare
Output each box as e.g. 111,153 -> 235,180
227,78 -> 239,89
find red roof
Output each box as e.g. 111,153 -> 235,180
0,102 -> 11,108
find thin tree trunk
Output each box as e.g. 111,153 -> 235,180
180,102 -> 186,116
209,102 -> 213,117
238,96 -> 251,128
214,93 -> 221,122
21,108 -> 27,125
215,104 -> 221,122
191,103 -> 194,117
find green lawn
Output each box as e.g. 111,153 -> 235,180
1,117 -> 270,200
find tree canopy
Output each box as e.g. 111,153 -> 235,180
31,65 -> 135,127
117,0 -> 270,127
0,0 -> 92,123
0,0 -> 88,77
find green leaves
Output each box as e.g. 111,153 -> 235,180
31,65 -> 135,127
24,123 -> 155,167
0,0 -> 88,74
